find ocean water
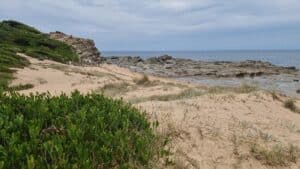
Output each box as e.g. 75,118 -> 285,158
102,50 -> 300,68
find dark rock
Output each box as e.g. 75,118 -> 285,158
236,72 -> 246,78
158,55 -> 173,61
102,55 -> 299,78
297,89 -> 300,94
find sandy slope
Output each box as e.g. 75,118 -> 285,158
11,55 -> 300,169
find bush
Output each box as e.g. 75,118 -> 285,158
284,99 -> 298,113
0,91 -> 159,169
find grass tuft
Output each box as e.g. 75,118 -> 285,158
235,84 -> 257,93
134,74 -> 151,85
250,144 -> 299,166
100,82 -> 131,96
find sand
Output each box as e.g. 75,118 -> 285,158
11,54 -> 300,169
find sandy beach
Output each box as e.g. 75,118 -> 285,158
10,55 -> 300,169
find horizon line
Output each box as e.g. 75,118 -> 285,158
102,49 -> 300,52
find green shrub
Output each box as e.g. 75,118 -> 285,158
0,91 -> 160,169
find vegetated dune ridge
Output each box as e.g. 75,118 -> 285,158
12,54 -> 300,169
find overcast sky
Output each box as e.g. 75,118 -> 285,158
0,0 -> 300,51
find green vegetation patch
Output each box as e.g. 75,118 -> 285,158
0,20 -> 79,89
0,91 -> 160,169
0,47 -> 30,89
0,20 -> 78,63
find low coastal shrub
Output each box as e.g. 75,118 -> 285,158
0,91 -> 160,169
284,99 -> 300,113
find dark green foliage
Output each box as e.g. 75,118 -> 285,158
0,20 -> 79,89
0,46 -> 30,89
0,20 -> 78,63
0,91 -> 158,169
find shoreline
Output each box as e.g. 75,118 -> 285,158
103,55 -> 300,97
103,55 -> 298,78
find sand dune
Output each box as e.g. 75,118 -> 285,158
11,55 -> 300,169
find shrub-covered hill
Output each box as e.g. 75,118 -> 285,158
0,20 -> 79,89
0,91 -> 160,169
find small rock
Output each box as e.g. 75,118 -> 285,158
297,89 -> 300,94
158,54 -> 173,61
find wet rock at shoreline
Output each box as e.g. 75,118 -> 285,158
105,55 -> 298,78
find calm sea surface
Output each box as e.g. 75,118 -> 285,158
103,50 -> 300,68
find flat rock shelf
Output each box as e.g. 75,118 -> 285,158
104,55 -> 298,78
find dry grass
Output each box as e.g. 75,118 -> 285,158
134,74 -> 150,85
270,90 -> 280,101
98,82 -> 131,97
133,74 -> 160,87
235,84 -> 258,93
250,144 -> 299,166
207,86 -> 229,94
131,88 -> 204,103
207,84 -> 257,95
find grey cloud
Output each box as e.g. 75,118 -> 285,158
0,0 -> 299,37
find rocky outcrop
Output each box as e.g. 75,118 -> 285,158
49,31 -> 102,65
105,55 -> 298,78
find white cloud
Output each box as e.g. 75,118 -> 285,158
0,0 -> 300,36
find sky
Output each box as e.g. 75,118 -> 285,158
0,0 -> 300,51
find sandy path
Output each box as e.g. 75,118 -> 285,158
11,55 -> 300,169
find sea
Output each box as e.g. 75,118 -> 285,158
102,50 -> 300,97
102,50 -> 300,68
